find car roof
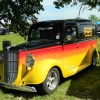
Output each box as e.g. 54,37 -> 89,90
30,19 -> 95,28
33,18 -> 92,23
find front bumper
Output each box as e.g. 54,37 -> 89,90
0,82 -> 37,92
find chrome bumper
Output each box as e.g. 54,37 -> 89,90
0,82 -> 37,92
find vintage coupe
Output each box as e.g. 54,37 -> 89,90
0,19 -> 98,94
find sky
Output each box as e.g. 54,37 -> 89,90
35,0 -> 100,21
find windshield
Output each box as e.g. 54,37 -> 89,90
28,22 -> 63,41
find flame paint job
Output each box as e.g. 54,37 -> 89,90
11,38 -> 97,86
0,38 -> 98,86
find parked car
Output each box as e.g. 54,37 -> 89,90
0,28 -> 3,34
0,19 -> 99,94
96,25 -> 100,37
0,27 -> 7,35
0,27 -> 5,34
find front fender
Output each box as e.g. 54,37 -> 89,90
18,59 -> 75,86
18,59 -> 62,85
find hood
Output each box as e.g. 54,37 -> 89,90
5,39 -> 59,51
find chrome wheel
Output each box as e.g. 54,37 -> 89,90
93,55 -> 97,66
47,70 -> 58,90
92,52 -> 97,67
37,68 -> 60,94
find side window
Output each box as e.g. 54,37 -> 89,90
30,29 -> 40,39
72,27 -> 77,39
78,25 -> 96,40
64,26 -> 77,42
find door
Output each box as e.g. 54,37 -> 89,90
76,24 -> 97,65
62,26 -> 81,69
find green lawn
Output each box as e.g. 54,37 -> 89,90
0,34 -> 100,100
0,34 -> 25,50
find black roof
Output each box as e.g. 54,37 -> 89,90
30,19 -> 95,28
36,18 -> 92,23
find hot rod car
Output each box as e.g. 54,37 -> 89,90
0,19 -> 99,94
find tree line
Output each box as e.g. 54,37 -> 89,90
0,0 -> 100,32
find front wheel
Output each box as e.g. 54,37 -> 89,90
91,51 -> 97,67
36,68 -> 60,94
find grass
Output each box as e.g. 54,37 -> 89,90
0,34 -> 100,100
0,34 -> 25,51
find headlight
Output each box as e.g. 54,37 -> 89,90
0,53 -> 3,63
26,54 -> 35,69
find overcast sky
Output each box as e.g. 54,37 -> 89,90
35,0 -> 100,21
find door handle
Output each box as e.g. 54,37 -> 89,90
77,44 -> 80,48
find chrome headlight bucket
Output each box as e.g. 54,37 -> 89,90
26,54 -> 35,69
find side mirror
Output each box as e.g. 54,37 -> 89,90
64,35 -> 72,42
66,35 -> 72,41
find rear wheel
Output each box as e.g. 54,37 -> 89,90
91,51 -> 97,67
36,68 -> 60,94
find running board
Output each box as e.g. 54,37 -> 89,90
0,82 -> 37,92
68,63 -> 90,73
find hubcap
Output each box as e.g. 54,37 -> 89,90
46,71 -> 58,90
93,54 -> 97,66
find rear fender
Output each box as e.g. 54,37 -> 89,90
86,46 -> 98,63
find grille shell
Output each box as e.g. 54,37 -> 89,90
4,51 -> 18,84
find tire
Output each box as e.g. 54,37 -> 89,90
36,68 -> 60,94
91,51 -> 97,67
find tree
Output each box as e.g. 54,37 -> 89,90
54,0 -> 100,10
88,14 -> 99,22
54,0 -> 100,18
0,0 -> 44,31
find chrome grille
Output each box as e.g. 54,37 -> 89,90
4,51 -> 18,84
